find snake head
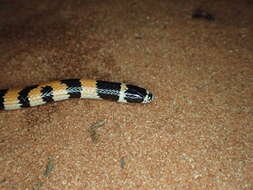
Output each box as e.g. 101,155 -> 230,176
124,84 -> 153,103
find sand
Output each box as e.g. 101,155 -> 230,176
0,0 -> 252,189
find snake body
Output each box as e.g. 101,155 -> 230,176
0,79 -> 153,111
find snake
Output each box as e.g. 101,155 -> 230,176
0,79 -> 153,111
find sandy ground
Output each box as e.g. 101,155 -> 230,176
0,0 -> 252,189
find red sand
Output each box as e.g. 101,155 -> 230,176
0,0 -> 252,189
